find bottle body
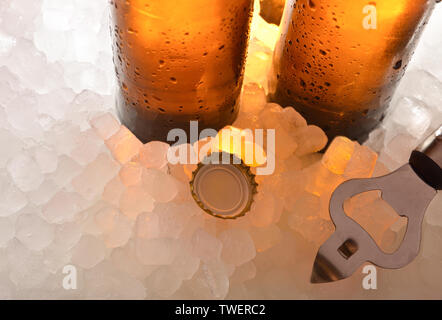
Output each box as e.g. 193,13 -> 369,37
111,0 -> 254,143
259,0 -> 286,25
269,0 -> 435,143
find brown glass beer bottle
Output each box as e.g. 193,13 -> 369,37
259,0 -> 286,25
269,0 -> 436,143
110,0 -> 254,143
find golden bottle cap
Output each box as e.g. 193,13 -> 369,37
190,152 -> 258,219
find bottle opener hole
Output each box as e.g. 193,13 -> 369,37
338,239 -> 358,260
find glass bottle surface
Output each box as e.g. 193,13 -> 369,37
269,0 -> 436,143
260,0 -> 286,25
111,0 -> 254,143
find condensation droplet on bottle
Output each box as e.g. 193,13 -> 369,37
393,60 -> 402,70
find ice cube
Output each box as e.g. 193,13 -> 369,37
170,244 -> 201,281
282,106 -> 308,128
70,129 -> 104,166
0,129 -> 24,167
381,133 -> 418,166
82,260 -> 145,299
394,70 -> 442,114
372,161 -> 390,177
351,198 -> 400,246
304,162 -> 344,197
258,103 -> 284,129
0,281 -> 14,300
343,144 -> 378,179
219,228 -> 256,266
105,126 -> 143,165
230,261 -> 256,284
72,152 -> 120,201
45,121 -> 81,156
135,212 -> 160,239
111,247 -> 151,280
190,260 -> 230,299
280,170 -> 307,211
37,88 -> 76,122
41,243 -> 73,276
143,169 -> 179,203
102,175 -> 125,207
119,186 -> 155,220
0,0 -> 439,299
42,191 -> 82,224
90,112 -> 120,141
6,40 -> 56,94
343,190 -> 380,218
380,217 -> 407,254
15,213 -> 55,251
240,83 -> 267,114
294,125 -> 328,156
244,43 -> 273,88
0,32 -> 16,59
275,126 -> 298,160
248,225 -> 282,253
145,203 -> 192,239
0,218 -> 15,247
286,192 -> 320,219
386,96 -> 431,139
364,127 -> 386,154
1,0 -> 42,37
146,267 -> 183,298
54,221 -> 82,250
135,238 -> 179,266
63,61 -> 108,95
94,206 -> 118,233
191,228 -> 223,261
249,193 -> 278,228
103,214 -> 132,249
71,235 -> 106,269
32,145 -> 58,174
288,213 -> 334,245
369,198 -> 401,229
33,27 -> 68,63
50,155 -> 82,188
139,141 -> 170,170
119,162 -> 143,187
69,90 -> 108,118
0,171 -> 27,217
7,240 -> 50,289
321,137 -> 356,175
6,152 -> 44,193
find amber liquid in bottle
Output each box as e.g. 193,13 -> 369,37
111,0 -> 254,143
269,0 -> 436,143
259,0 -> 286,25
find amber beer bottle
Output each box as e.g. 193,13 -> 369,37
269,0 -> 436,143
259,0 -> 286,25
110,0 -> 254,143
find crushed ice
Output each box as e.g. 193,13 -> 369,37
0,0 -> 441,299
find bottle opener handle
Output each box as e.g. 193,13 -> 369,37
312,126 -> 442,282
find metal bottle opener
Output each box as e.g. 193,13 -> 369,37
311,126 -> 442,283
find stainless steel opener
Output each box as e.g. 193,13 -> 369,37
311,126 -> 442,283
